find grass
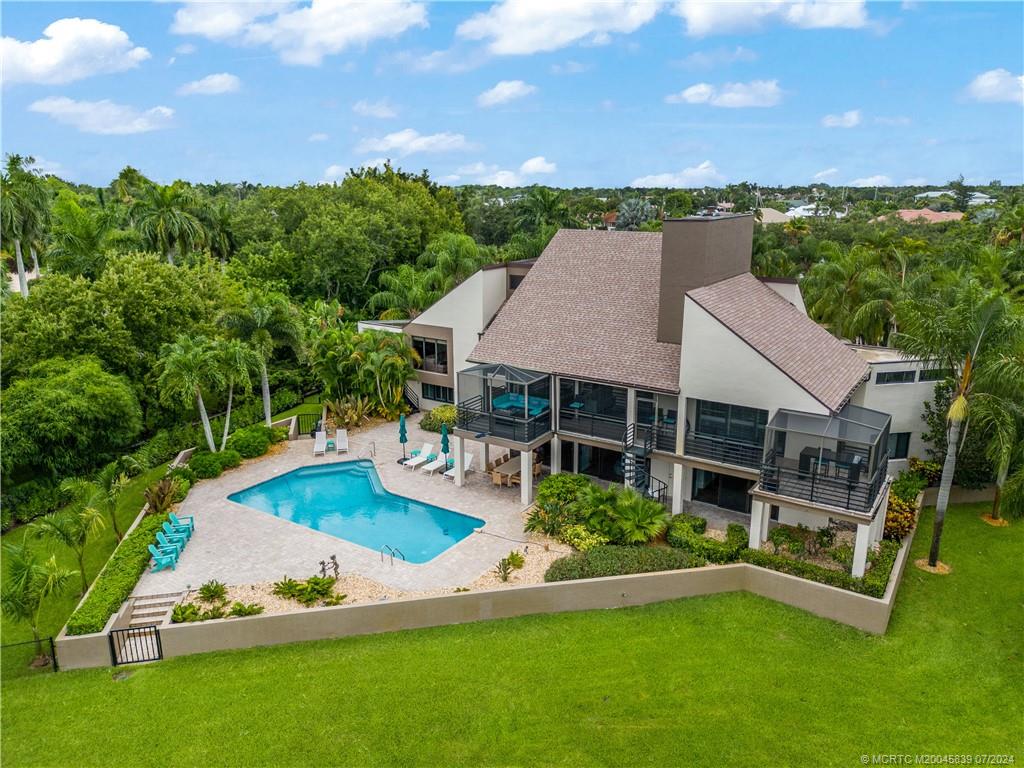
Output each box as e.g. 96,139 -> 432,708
1,502 -> 1021,767
272,393 -> 323,421
0,464 -> 168,675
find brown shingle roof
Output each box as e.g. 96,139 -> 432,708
687,273 -> 869,412
469,229 -> 682,392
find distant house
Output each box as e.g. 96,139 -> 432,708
602,211 -> 618,230
757,207 -> 790,224
875,209 -> 965,224
913,190 -> 953,200
787,203 -> 846,219
913,190 -> 995,206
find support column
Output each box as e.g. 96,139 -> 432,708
749,500 -> 767,549
483,442 -> 490,471
521,450 -> 533,506
671,463 -> 684,515
572,441 -> 578,474
550,436 -> 561,474
453,435 -> 465,488
871,493 -> 889,544
852,522 -> 871,578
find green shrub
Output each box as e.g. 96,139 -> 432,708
667,519 -> 747,564
494,557 -> 513,582
671,513 -> 707,534
830,544 -> 854,569
226,425 -> 273,459
198,580 -> 228,603
505,550 -> 525,569
891,469 -> 927,502
420,405 -> 458,432
188,452 -> 224,479
66,513 -> 170,635
270,426 -> 289,443
558,524 -> 610,552
536,474 -> 592,514
171,603 -> 201,623
525,473 -> 594,537
228,602 -> 265,617
144,477 -> 177,515
217,450 -> 242,470
168,465 -> 196,485
272,575 -> 338,606
0,479 -> 64,529
741,540 -> 901,598
171,477 -> 191,503
544,545 -> 703,582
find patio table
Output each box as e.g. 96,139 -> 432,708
494,455 -> 522,481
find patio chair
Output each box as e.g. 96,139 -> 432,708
403,443 -> 434,469
161,521 -> 188,546
313,431 -> 327,456
421,455 -> 448,475
169,512 -> 194,534
164,515 -> 191,541
509,473 -> 522,487
148,544 -> 177,572
335,429 -> 349,454
443,454 -> 474,481
156,531 -> 184,557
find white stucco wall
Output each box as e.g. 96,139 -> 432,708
762,281 -> 807,315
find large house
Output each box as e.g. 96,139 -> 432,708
372,214 -> 940,578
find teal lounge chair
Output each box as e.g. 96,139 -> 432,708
161,522 -> 188,546
165,516 -> 192,540
156,531 -> 183,556
148,544 -> 177,572
169,512 -> 194,534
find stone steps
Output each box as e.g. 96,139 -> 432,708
128,591 -> 186,628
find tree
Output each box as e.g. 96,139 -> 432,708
1,154 -> 50,297
157,334 -> 224,452
202,200 -> 237,263
948,174 -> 971,213
131,182 -> 206,265
368,264 -> 441,320
417,233 -> 484,292
517,187 -> 570,231
893,281 -> 1024,566
350,331 -> 418,417
616,198 -> 656,230
1,545 -> 76,658
214,338 -> 260,450
972,395 -> 1023,521
219,292 -> 302,426
62,461 -> 129,544
46,189 -> 116,278
32,504 -> 106,596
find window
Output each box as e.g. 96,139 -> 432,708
887,432 -> 911,459
411,336 -> 448,374
918,368 -> 951,383
509,274 -> 525,291
875,370 -> 916,385
694,400 -> 767,446
422,384 -> 454,404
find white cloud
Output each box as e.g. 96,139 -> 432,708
322,164 -> 347,182
681,45 -> 757,69
457,0 -> 659,55
630,160 -> 725,187
480,169 -> 523,186
551,60 -> 588,75
964,68 -> 1024,105
477,80 -> 537,107
29,97 -> 173,135
874,115 -> 911,126
28,156 -> 64,176
176,72 -> 241,96
813,167 -> 839,181
821,109 -> 861,128
175,43 -> 197,55
398,47 -> 486,74
353,99 -> 397,118
849,174 -> 892,187
172,1 -> 427,66
673,0 -> 868,37
356,128 -> 469,156
308,132 -> 329,142
519,156 -> 556,174
2,18 -> 150,85
666,79 -> 781,108
457,161 -> 497,176
903,176 -> 928,185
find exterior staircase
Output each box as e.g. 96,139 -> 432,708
621,424 -> 668,505
128,592 -> 186,628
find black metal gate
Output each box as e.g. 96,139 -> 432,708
109,626 -> 163,666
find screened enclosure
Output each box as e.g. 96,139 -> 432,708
456,363 -> 552,443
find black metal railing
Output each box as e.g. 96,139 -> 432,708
558,408 -> 628,442
758,449 -> 888,514
109,626 -> 163,666
297,412 -> 321,437
456,396 -> 551,443
652,421 -> 677,452
1,637 -> 58,676
623,460 -> 668,506
683,431 -> 763,469
403,383 -> 420,413
623,423 -> 653,459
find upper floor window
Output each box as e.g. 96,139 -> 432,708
694,400 -> 767,446
412,336 -> 448,374
918,367 -> 951,383
887,432 -> 910,459
875,370 -> 916,385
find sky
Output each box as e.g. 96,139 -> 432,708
2,1 -> 1022,189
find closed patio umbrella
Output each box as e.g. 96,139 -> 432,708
399,413 -> 408,461
440,422 -> 450,466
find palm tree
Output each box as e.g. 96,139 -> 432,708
616,198 -> 656,230
1,155 -> 49,297
517,187 -> 570,231
202,200 -> 237,263
1,544 -> 76,657
157,334 -> 224,451
111,165 -> 150,205
46,190 -> 115,278
62,462 -> 129,543
220,292 -> 302,426
417,233 -> 483,292
367,264 -> 441,320
893,281 -> 1024,566
612,488 -> 669,544
131,182 -> 206,265
214,338 -> 261,450
350,331 -> 418,415
31,506 -> 106,596
972,395 -> 1023,522
802,243 -> 880,341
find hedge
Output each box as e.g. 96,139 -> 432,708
544,545 -> 704,582
667,518 -> 747,564
226,425 -> 273,459
740,539 -> 902,598
66,512 -> 170,635
420,405 -> 457,433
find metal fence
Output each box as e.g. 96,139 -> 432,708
109,626 -> 163,666
1,637 -> 58,678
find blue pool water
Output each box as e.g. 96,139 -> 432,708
227,461 -> 484,564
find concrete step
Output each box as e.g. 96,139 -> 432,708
132,608 -> 171,619
129,620 -> 165,629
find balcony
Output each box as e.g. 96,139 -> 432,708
457,396 -> 551,443
683,431 -> 762,469
456,362 -> 552,445
756,405 -> 891,515
558,409 -> 627,442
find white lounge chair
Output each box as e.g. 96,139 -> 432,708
313,431 -> 327,456
403,443 -> 434,470
420,455 -> 449,476
335,429 -> 349,454
443,453 -> 474,481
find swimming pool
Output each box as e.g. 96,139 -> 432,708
227,460 -> 484,564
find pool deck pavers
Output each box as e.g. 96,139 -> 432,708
133,415 -> 535,595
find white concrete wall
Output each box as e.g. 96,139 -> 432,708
763,281 -> 807,314
849,359 -> 934,472
679,297 -> 829,419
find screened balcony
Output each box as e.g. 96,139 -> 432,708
456,363 -> 552,444
557,378 -> 629,442
758,404 -> 891,514
683,399 -> 767,470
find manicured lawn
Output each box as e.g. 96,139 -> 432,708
1,503 -> 1021,767
0,464 -> 168,676
272,393 -> 323,421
